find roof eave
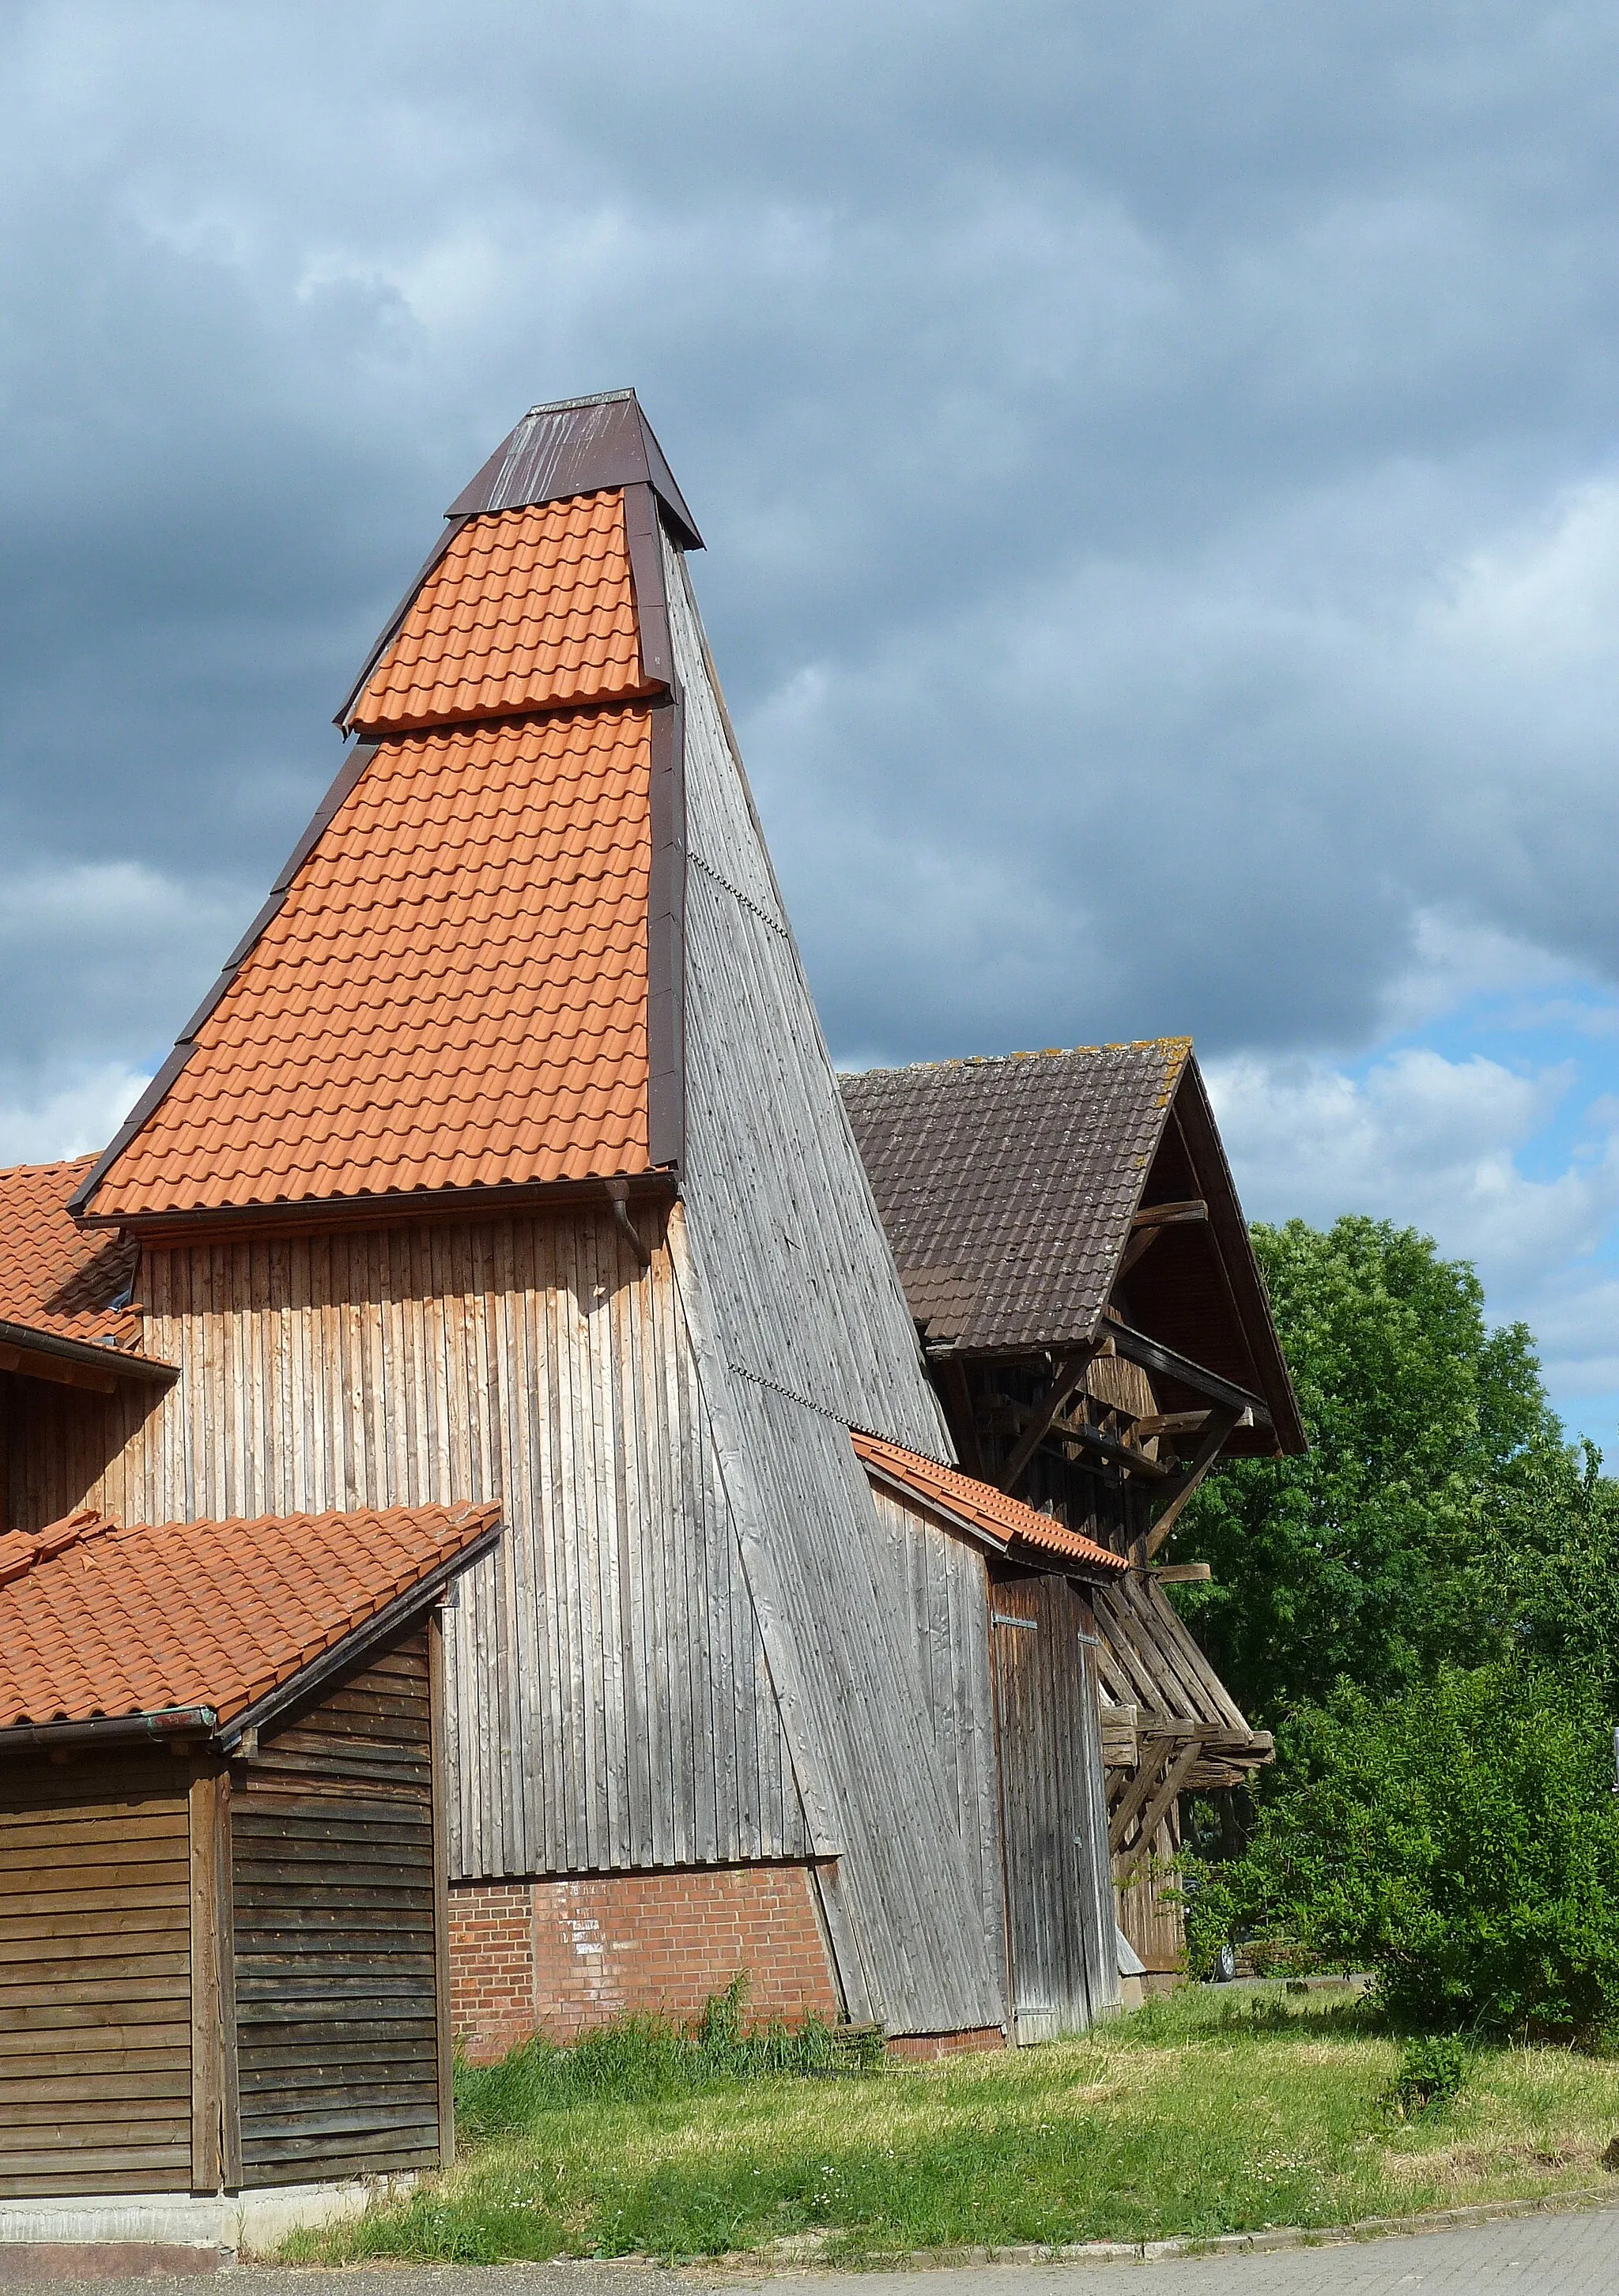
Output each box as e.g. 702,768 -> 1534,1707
77,1169 -> 680,1242
0,1705 -> 216,1752
0,1317 -> 179,1386
217,1517 -> 503,1751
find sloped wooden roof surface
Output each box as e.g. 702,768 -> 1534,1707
840,1042 -> 1189,1353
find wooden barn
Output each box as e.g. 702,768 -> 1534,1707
0,1492 -> 496,2230
0,389 -> 1184,2065
841,1042 -> 1307,1980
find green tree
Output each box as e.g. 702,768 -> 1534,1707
1174,1216 -> 1559,1726
1187,1663 -> 1619,2041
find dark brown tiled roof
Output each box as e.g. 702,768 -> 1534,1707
840,1042 -> 1189,1355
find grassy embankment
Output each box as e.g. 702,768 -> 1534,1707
282,1985 -> 1619,2264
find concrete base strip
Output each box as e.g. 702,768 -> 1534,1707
0,2173 -> 420,2274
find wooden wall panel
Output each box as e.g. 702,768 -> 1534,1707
8,1206 -> 807,1887
232,1630 -> 442,2185
871,1487 -> 1008,2010
0,1755 -> 193,2197
663,532 -> 1006,2037
990,1574 -> 1121,2042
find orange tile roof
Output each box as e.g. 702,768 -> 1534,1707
851,1430 -> 1129,1574
92,706 -> 654,1216
0,1499 -> 499,1729
349,493 -> 652,737
0,1158 -> 142,1348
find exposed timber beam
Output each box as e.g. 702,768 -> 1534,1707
1144,1403 -> 1241,1559
1134,1410 -> 1215,1442
1104,1316 -> 1270,1422
1115,1740 -> 1204,1885
1116,1198 -> 1210,1283
1151,1561 -> 1212,1584
1047,1409 -> 1172,1480
1108,1738 -> 1175,1853
998,1344 -> 1097,1494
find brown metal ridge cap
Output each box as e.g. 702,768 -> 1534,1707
79,1169 -> 681,1242
68,740 -> 385,1223
0,1318 -> 179,1382
446,390 -> 703,549
0,1706 -> 217,1752
216,1514 -> 503,1751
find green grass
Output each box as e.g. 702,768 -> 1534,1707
281,1985 -> 1619,2266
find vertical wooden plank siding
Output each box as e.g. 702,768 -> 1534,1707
231,1628 -> 442,2184
9,1207 -> 808,1887
663,532 -> 1003,2037
428,1607 -> 455,2170
870,1487 -> 1010,2006
991,1574 -> 1122,2042
0,1755 -> 194,2197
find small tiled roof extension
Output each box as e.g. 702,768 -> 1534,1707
851,1430 -> 1128,1576
0,1158 -> 142,1348
0,1500 -> 500,1729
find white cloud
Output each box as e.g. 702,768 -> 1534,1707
0,1061 -> 149,1167
1204,1045 -> 1619,1433
1205,1046 -> 1619,1284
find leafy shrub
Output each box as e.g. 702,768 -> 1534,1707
455,1977 -> 878,2140
1189,1663 -> 1619,2042
1383,2035 -> 1468,2120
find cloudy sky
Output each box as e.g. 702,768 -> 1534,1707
4,2 -> 1619,1435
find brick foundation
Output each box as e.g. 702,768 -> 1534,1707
450,1863 -> 844,2060
886,2026 -> 1007,2061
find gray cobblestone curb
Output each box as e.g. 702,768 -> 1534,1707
693,2185 -> 1619,2273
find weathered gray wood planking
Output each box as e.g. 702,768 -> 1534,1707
12,1208 -> 808,1886
0,1757 -> 194,2196
232,1632 -> 443,2184
990,1575 -> 1120,2041
666,537 -> 1004,2033
870,1486 -> 1009,2008
666,533 -> 953,1457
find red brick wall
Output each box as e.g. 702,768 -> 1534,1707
887,2026 -> 1006,2062
450,1863 -> 843,2061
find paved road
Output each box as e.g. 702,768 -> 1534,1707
6,2207 -> 1619,2296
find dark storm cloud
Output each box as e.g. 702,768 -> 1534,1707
4,0 -> 1619,1125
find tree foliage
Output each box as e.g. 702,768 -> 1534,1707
1175,1216 -> 1561,1726
1186,1664 -> 1619,2042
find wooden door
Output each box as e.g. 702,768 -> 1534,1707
991,1573 -> 1119,2042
